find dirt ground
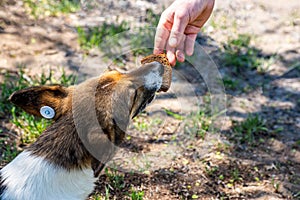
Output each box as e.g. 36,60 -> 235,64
0,0 -> 299,199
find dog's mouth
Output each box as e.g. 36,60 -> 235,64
130,89 -> 156,119
128,53 -> 172,119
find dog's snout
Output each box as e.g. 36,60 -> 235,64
143,61 -> 164,91
146,61 -> 164,74
127,61 -> 164,91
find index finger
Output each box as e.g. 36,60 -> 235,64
168,11 -> 188,48
154,26 -> 170,54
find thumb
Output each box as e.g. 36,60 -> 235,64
169,12 -> 188,48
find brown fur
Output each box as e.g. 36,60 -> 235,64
9,85 -> 69,120
8,60 -> 169,177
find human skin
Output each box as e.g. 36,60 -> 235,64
154,0 -> 215,66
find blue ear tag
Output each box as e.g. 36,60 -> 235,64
40,106 -> 55,119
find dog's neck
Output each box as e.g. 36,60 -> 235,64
0,113 -> 100,200
27,112 -> 93,170
0,110 -> 117,200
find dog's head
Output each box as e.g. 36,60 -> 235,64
9,54 -> 171,171
9,54 -> 171,142
10,61 -> 166,122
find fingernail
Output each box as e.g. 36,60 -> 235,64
169,38 -> 177,47
186,48 -> 194,56
177,52 -> 185,62
167,52 -> 176,66
186,50 -> 193,56
153,48 -> 163,54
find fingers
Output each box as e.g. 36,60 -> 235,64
154,26 -> 170,54
166,41 -> 176,66
168,11 -> 189,48
184,25 -> 200,56
167,34 -> 188,65
154,2 -> 204,64
175,34 -> 186,62
185,34 -> 197,56
154,9 -> 174,54
155,27 -> 197,64
163,12 -> 188,65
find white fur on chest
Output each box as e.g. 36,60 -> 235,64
0,151 -> 96,200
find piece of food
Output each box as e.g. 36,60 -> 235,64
141,53 -> 172,92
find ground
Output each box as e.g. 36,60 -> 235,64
0,0 -> 299,199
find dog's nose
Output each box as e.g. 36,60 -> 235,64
142,61 -> 164,91
128,61 -> 164,91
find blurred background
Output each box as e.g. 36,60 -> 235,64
0,0 -> 299,199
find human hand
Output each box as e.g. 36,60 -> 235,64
154,0 -> 215,66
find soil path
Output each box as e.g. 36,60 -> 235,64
0,0 -> 299,199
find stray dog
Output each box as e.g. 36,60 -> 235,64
0,54 -> 171,200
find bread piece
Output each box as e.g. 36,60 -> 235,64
141,53 -> 172,92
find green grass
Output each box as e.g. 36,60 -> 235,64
77,21 -> 130,50
11,108 -> 51,144
130,9 -> 160,56
0,140 -> 19,163
222,76 -> 239,90
132,116 -> 163,133
90,194 -> 103,200
165,109 -> 184,120
90,189 -> 110,200
271,176 -> 280,193
104,167 -> 125,190
222,34 -> 276,73
232,114 -> 270,145
184,110 -> 211,140
24,0 -> 80,18
0,67 -> 76,145
229,168 -> 242,183
132,117 -> 150,132
205,164 -> 219,176
203,161 -> 247,189
76,9 -> 160,58
129,189 -> 144,200
92,171 -> 145,200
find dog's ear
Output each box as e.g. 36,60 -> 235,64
9,85 -> 71,120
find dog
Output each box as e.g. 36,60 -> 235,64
0,54 -> 171,200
